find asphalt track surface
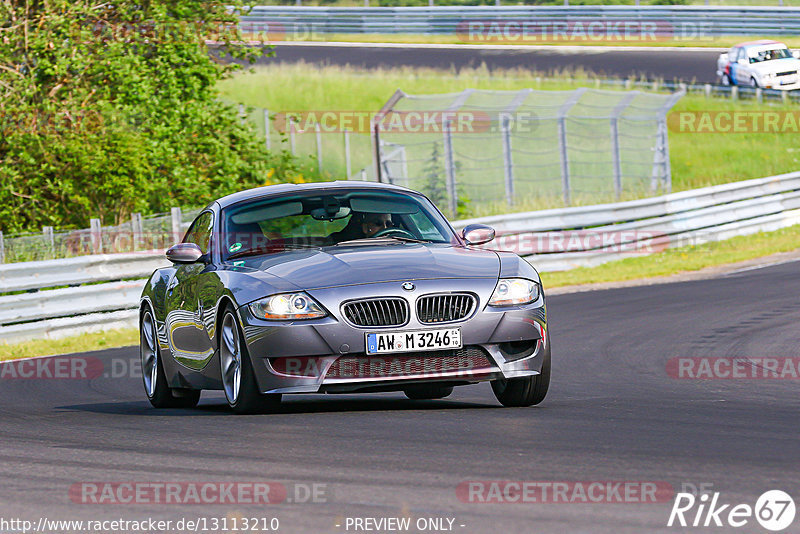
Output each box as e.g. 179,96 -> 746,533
2,260 -> 799,533
259,43 -> 721,84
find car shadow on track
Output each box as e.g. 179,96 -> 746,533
56,396 -> 501,416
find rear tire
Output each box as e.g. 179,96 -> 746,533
403,385 -> 454,400
720,73 -> 732,86
491,337 -> 550,407
140,309 -> 201,409
219,306 -> 281,414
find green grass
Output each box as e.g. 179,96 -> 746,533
540,224 -> 800,288
0,329 -> 138,361
219,63 -> 800,208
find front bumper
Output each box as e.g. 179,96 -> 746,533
236,278 -> 548,394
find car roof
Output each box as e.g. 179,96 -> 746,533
211,181 -> 418,210
737,40 -> 784,49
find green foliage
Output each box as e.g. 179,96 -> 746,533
0,0 -> 293,232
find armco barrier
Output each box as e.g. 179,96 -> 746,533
2,171 -> 800,342
237,6 -> 800,37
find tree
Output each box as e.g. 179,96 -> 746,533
0,0 -> 288,231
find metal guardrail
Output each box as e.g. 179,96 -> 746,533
3,170 -> 800,343
238,6 -> 800,36
453,170 -> 800,271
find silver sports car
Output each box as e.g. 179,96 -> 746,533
139,182 -> 550,413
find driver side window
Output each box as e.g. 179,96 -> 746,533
183,212 -> 214,255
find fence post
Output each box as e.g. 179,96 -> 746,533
344,129 -> 352,179
442,119 -> 458,216
315,122 -> 323,174
500,114 -> 515,206
360,169 -> 367,181
264,108 -> 271,151
42,226 -> 55,259
131,212 -> 143,252
0,231 -> 4,264
609,92 -> 637,201
171,207 -> 182,244
289,118 -> 296,155
90,218 -> 103,254
556,88 -> 586,207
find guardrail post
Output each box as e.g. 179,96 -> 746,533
756,88 -> 763,104
315,122 -> 323,174
500,114 -> 515,206
90,219 -> 103,254
344,129 -> 352,179
264,108 -> 271,151
443,119 -> 458,216
782,91 -> 788,104
731,86 -> 738,100
171,207 -> 182,244
42,226 -> 54,259
131,212 -> 143,251
704,84 -> 711,98
0,231 -> 5,264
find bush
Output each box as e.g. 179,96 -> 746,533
0,1 -> 294,232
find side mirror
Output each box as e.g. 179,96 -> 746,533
461,224 -> 495,246
166,242 -> 203,264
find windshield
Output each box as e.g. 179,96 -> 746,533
749,47 -> 792,63
220,189 -> 455,261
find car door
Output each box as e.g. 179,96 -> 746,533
165,211 -> 217,370
737,48 -> 751,85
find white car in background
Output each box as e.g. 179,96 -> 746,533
717,40 -> 800,90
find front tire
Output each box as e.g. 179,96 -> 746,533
219,306 -> 281,414
404,385 -> 454,400
491,337 -> 550,407
750,77 -> 759,88
140,309 -> 200,409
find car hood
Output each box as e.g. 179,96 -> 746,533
242,243 -> 500,290
751,58 -> 800,74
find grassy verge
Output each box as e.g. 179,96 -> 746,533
540,224 -> 800,288
262,34 -> 800,49
219,63 -> 800,201
0,328 -> 138,362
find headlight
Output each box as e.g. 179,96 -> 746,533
249,293 -> 326,320
488,278 -> 540,306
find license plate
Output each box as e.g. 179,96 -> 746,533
366,328 -> 462,355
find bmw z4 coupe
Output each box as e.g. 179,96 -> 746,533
140,182 -> 550,413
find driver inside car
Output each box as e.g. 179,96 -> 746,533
327,212 -> 395,243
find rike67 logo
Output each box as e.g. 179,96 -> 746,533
668,490 -> 796,531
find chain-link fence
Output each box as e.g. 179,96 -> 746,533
373,88 -> 683,215
0,208 -> 200,264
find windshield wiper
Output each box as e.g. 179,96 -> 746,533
227,243 -> 319,260
336,236 -> 430,246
